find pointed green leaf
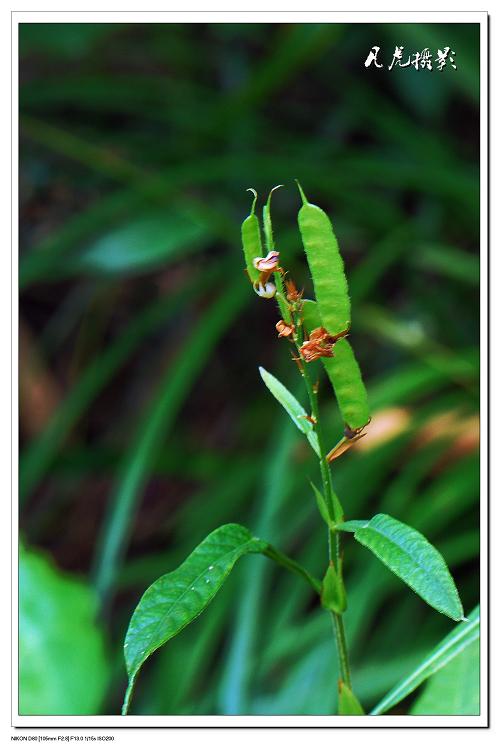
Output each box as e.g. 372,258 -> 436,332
321,562 -> 347,614
338,682 -> 365,715
353,514 -> 464,621
259,367 -> 320,456
372,605 -> 479,715
296,182 -> 350,336
410,639 -> 479,715
310,481 -> 334,528
123,524 -> 267,713
122,523 -> 319,714
322,338 -> 370,431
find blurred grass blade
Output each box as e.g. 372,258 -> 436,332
19,285 -> 200,503
351,514 -> 464,621
371,605 -> 479,715
410,639 -> 479,715
258,366 -> 320,456
72,211 -> 211,275
93,283 -> 246,603
123,523 -> 319,714
219,421 -> 297,714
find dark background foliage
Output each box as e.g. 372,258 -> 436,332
19,22 -> 479,715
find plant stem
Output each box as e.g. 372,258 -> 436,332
299,358 -> 352,689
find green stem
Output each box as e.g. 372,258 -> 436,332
299,356 -> 352,689
264,546 -> 321,595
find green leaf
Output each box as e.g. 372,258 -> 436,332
310,481 -> 344,527
123,523 -> 319,714
372,605 -> 479,715
258,367 -> 320,456
296,182 -> 350,336
338,682 -> 365,715
410,639 -> 479,715
310,481 -> 334,528
20,544 -> 110,715
321,562 -> 347,614
352,514 -> 464,621
322,338 -> 370,431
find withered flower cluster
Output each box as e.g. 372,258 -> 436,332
299,327 -> 338,363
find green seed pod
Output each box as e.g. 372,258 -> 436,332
302,298 -> 322,334
322,337 -> 370,431
262,184 -> 283,253
241,188 -> 262,284
296,181 -> 350,337
262,184 -> 291,323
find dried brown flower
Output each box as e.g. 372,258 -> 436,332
299,326 -> 336,362
276,319 -> 295,338
285,278 -> 303,303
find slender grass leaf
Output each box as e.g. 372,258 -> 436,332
123,523 -> 319,714
20,282 -> 203,503
219,421 -> 297,714
410,639 -> 479,715
322,338 -> 370,431
371,605 -> 479,715
93,283 -> 246,603
338,682 -> 365,715
259,366 -> 320,456
351,514 -> 464,621
297,182 -> 350,336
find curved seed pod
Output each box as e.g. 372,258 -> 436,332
241,188 -> 262,284
322,337 -> 370,431
262,184 -> 291,322
263,184 -> 283,252
296,181 -> 350,336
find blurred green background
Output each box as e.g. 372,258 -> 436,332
19,22 -> 480,716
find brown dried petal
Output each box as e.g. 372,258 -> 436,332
276,320 -> 295,338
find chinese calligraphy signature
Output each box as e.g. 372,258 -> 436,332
364,45 -> 457,71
